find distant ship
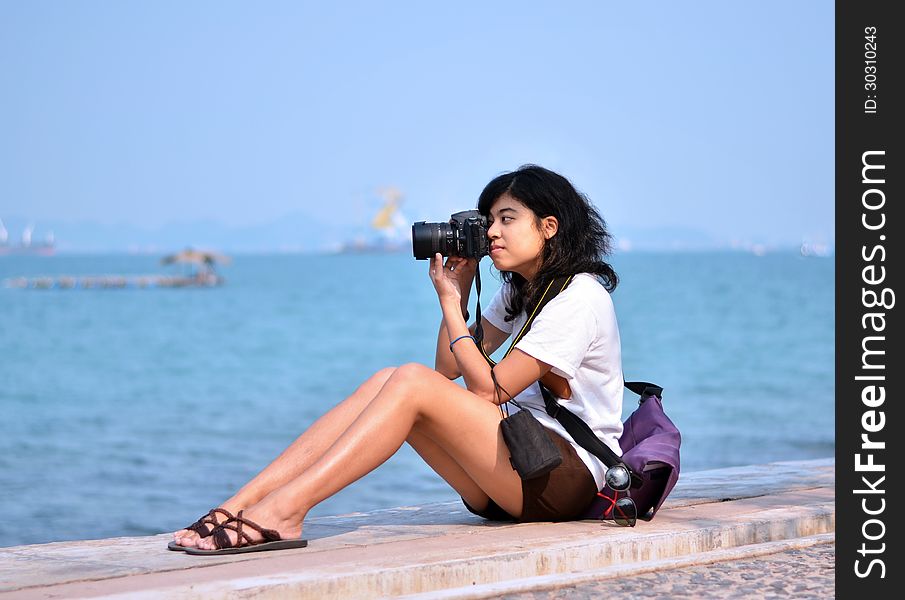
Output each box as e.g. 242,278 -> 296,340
799,240 -> 833,257
337,187 -> 411,254
4,248 -> 231,290
0,219 -> 55,256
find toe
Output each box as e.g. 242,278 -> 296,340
199,537 -> 216,550
175,532 -> 199,547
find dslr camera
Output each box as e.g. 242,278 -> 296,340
412,210 -> 489,260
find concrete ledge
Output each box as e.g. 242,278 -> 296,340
405,533 -> 835,600
0,458 -> 834,599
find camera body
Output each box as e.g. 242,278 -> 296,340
412,210 -> 489,260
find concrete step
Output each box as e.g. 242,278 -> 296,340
404,533 -> 835,600
0,458 -> 834,599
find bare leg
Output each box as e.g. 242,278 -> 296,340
197,363 -> 522,549
174,366 -> 397,546
406,430 -> 493,512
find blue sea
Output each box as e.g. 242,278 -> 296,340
0,251 -> 834,547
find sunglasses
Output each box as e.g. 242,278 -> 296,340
604,464 -> 632,492
596,490 -> 637,527
599,463 -> 637,527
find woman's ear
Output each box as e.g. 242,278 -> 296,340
541,216 -> 559,240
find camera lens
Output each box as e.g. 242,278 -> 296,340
412,221 -> 455,259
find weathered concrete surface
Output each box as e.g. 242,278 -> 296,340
497,534 -> 835,600
0,458 -> 834,599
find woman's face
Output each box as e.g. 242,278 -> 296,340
486,193 -> 557,280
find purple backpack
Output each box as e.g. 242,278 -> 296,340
580,383 -> 682,520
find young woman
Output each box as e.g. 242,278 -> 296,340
172,165 -> 624,554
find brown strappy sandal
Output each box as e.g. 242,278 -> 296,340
168,508 -> 236,551
183,510 -> 308,555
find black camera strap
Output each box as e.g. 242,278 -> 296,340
474,275 -> 572,366
473,273 -> 645,488
473,264 -> 484,349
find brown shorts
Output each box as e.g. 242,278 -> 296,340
463,426 -> 597,522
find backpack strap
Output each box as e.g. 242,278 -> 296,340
544,381 -> 663,489
538,384 -> 644,486
624,381 -> 664,403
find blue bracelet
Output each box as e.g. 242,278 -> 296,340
449,334 -> 476,353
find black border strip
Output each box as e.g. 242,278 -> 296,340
836,1 -> 901,595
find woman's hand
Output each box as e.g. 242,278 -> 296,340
428,253 -> 477,305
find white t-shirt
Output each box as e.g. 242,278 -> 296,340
482,273 -> 624,491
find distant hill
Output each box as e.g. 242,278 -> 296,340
0,214 -> 814,254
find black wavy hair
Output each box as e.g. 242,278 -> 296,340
476,164 -> 618,322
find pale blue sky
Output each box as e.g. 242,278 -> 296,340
1,1 -> 833,250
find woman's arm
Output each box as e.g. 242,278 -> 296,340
434,315 -> 509,379
430,254 -> 509,380
434,292 -> 471,378
446,306 -> 555,403
430,254 -> 554,403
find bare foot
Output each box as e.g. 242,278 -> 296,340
195,496 -> 303,551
